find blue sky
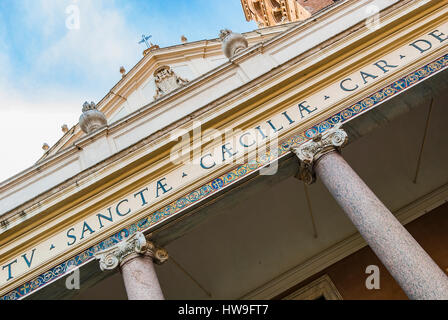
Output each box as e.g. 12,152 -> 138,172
0,0 -> 257,182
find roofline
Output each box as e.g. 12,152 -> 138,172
0,1 -> 352,191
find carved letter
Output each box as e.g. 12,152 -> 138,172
66,228 -> 77,246
409,39 -> 432,54
239,133 -> 256,148
200,154 -> 216,170
80,222 -> 95,240
116,199 -> 131,217
282,111 -> 295,125
340,78 -> 359,92
97,208 -> 113,229
255,126 -> 268,140
428,30 -> 448,43
374,60 -> 398,74
266,120 -> 284,133
21,249 -> 36,268
222,143 -> 238,162
134,188 -> 149,207
360,71 -> 378,84
156,178 -> 173,198
2,260 -> 17,281
298,101 -> 317,119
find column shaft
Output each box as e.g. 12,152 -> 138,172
95,232 -> 168,300
315,151 -> 448,300
121,254 -> 165,300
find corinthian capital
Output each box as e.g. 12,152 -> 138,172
292,126 -> 348,184
95,232 -> 169,271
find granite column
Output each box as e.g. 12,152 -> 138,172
95,232 -> 168,300
292,126 -> 448,300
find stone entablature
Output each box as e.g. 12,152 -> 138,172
4,52 -> 448,300
0,0 -> 400,219
0,0 -> 354,219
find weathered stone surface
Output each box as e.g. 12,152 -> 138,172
241,0 -> 334,27
292,126 -> 348,184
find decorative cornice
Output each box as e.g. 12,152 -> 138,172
95,232 -> 168,271
292,126 -> 348,184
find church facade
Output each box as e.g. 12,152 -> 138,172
1,0 -> 448,300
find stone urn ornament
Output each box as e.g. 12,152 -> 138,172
79,101 -> 107,134
219,29 -> 249,59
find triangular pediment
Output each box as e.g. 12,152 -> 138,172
38,24 -> 296,162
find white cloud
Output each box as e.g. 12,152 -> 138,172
0,0 -> 142,182
0,98 -> 79,182
0,61 -> 81,182
35,0 -> 141,86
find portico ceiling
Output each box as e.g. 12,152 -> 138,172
38,68 -> 448,300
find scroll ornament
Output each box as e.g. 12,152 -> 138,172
292,126 -> 348,184
95,232 -> 169,271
